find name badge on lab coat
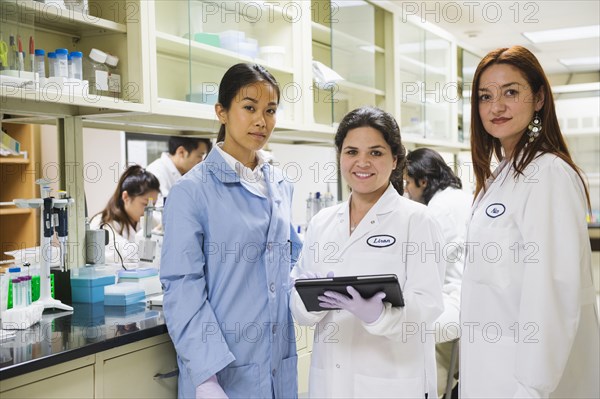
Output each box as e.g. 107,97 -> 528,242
485,203 -> 506,218
367,235 -> 396,248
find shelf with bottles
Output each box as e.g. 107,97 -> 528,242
0,0 -> 146,112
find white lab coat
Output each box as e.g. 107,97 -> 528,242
460,153 -> 600,398
146,152 -> 181,208
291,184 -> 444,398
428,187 -> 472,342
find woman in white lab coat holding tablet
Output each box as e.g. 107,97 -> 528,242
460,45 -> 599,398
291,106 -> 444,398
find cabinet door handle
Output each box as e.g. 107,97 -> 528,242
153,368 -> 179,380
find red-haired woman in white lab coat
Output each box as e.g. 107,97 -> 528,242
461,45 -> 599,398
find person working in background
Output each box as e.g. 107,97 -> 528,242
146,136 -> 212,207
404,147 -> 472,397
160,63 -> 302,399
89,165 -> 160,265
291,106 -> 444,398
461,45 -> 599,398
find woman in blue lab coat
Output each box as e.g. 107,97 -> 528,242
160,63 -> 302,399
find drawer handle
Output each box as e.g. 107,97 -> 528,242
154,369 -> 179,380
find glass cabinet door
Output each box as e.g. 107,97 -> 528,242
311,0 -> 388,127
460,49 -> 480,142
398,22 -> 452,141
154,0 -> 297,123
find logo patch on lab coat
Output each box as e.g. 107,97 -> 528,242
485,203 -> 506,218
367,235 -> 396,248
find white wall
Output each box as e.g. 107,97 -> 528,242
269,143 -> 339,229
82,128 -> 125,218
40,126 -> 125,219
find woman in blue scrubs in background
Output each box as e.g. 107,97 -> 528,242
160,63 -> 302,399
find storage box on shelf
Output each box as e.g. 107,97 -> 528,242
0,123 -> 40,265
0,0 -> 147,116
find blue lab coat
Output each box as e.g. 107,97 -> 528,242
160,149 -> 302,399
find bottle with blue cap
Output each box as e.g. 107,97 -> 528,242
55,48 -> 69,78
47,52 -> 56,78
34,49 -> 45,79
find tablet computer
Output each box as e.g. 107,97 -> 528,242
294,274 -> 404,312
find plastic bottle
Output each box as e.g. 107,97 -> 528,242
34,49 -> 45,79
12,278 -> 21,309
83,48 -> 109,96
55,48 -> 69,78
306,192 -> 313,224
67,53 -> 73,78
70,51 -> 83,80
47,52 -> 57,77
105,54 -> 121,99
23,275 -> 32,306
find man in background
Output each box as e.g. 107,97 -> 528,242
147,136 -> 212,207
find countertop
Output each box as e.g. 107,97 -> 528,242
0,302 -> 167,380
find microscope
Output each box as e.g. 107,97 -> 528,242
13,180 -> 74,311
137,199 -> 163,264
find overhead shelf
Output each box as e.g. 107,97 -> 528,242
3,0 -> 127,37
1,85 -> 147,117
155,32 -> 294,75
311,22 -> 384,54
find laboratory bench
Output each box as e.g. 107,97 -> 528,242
0,302 -> 178,398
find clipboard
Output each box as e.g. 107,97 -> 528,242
294,273 -> 404,312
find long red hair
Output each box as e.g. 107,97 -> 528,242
470,46 -> 590,208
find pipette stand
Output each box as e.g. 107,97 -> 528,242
14,196 -> 74,312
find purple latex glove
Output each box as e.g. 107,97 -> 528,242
318,286 -> 386,324
195,375 -> 228,399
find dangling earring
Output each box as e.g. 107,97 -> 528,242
527,112 -> 542,143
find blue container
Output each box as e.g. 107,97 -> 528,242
71,274 -> 115,303
104,290 -> 145,306
104,282 -> 146,306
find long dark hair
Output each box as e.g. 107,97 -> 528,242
94,165 -> 160,235
471,45 -> 590,207
216,63 -> 280,142
406,148 -> 462,205
334,106 -> 406,195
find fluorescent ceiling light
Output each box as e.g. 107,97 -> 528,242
523,25 -> 599,43
558,56 -> 600,67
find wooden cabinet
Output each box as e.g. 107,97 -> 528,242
0,123 -> 40,264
